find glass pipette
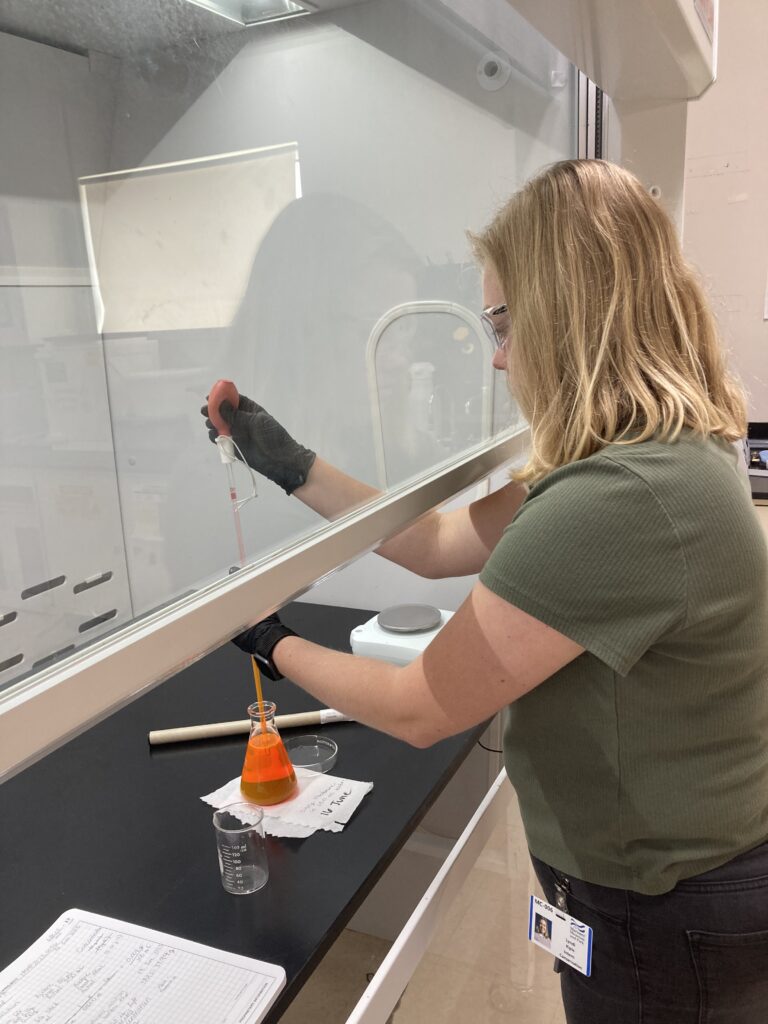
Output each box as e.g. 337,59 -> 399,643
207,378 -> 255,568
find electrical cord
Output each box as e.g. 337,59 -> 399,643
477,739 -> 503,754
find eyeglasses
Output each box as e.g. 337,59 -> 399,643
480,303 -> 509,351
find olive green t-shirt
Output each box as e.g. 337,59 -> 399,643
479,434 -> 768,895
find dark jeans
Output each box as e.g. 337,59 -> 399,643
531,841 -> 768,1024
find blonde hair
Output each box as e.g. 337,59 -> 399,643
470,160 -> 746,484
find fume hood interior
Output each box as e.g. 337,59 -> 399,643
0,0 -> 575,696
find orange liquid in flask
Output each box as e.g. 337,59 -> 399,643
240,658 -> 297,805
240,732 -> 297,805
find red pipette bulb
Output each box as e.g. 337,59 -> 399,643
208,379 -> 240,437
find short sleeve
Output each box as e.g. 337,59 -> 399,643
479,454 -> 687,675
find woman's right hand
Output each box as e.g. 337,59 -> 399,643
201,393 -> 316,495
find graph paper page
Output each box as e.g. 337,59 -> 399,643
0,909 -> 285,1023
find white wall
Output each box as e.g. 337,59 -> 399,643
604,97 -> 689,230
683,0 -> 768,419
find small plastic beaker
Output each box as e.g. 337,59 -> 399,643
212,803 -> 269,895
240,701 -> 297,805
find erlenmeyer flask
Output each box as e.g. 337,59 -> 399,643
240,701 -> 297,805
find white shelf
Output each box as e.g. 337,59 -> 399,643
0,266 -> 91,288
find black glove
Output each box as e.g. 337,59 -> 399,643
201,393 -> 316,495
232,613 -> 297,681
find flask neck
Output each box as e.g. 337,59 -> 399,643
247,700 -> 278,736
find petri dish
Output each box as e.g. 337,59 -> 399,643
284,734 -> 338,773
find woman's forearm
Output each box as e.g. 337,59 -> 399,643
273,635 -> 430,745
292,457 -> 526,579
292,456 -> 380,519
292,456 -> 445,576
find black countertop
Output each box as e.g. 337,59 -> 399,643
0,602 -> 483,1020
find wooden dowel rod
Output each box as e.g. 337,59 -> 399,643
148,709 -> 352,746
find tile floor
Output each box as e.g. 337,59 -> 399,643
282,504 -> 768,1024
279,929 -> 392,1023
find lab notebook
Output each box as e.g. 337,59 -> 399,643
0,908 -> 286,1023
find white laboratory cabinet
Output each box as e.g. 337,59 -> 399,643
0,0 -> 715,1019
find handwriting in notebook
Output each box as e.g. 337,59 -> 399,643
0,909 -> 285,1024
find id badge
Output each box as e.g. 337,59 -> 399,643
529,894 -> 593,977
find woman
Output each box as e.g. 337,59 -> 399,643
204,160 -> 768,1023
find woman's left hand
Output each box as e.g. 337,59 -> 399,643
232,613 -> 297,680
